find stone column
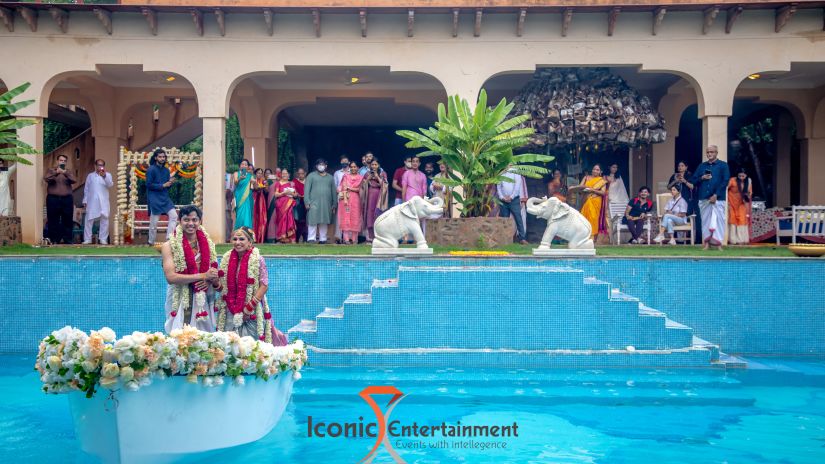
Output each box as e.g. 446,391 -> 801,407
16,120 -> 45,244
774,112 -> 793,207
202,117 -> 227,243
702,115 -> 729,162
800,138 -> 825,204
243,137 -> 275,171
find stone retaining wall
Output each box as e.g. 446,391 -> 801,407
425,217 -> 515,248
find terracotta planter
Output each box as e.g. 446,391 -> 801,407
425,217 -> 516,248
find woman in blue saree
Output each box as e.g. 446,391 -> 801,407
233,159 -> 254,230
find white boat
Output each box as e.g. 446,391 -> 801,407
68,372 -> 297,464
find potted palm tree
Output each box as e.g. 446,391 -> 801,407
0,82 -> 39,245
396,90 -> 553,247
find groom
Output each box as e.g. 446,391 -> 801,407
160,205 -> 220,333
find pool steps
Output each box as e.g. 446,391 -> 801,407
289,266 -> 744,368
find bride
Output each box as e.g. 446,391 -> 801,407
215,227 -> 287,345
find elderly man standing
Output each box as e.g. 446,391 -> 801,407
691,145 -> 730,251
82,159 -> 114,245
496,168 -> 528,244
43,154 -> 77,244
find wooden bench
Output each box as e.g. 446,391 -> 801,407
774,205 -> 825,244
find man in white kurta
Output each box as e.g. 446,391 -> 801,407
0,160 -> 16,216
82,159 -> 114,244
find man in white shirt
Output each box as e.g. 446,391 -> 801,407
653,185 -> 689,245
496,169 -> 528,244
82,159 -> 114,245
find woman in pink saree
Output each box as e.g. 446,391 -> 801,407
267,169 -> 298,243
337,161 -> 364,244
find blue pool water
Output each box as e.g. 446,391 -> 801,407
3,356 -> 825,463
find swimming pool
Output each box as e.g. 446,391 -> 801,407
3,355 -> 824,463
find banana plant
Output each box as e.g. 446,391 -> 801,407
0,82 -> 40,165
397,89 -> 553,217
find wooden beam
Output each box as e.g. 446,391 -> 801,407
516,8 -> 526,37
49,8 -> 68,34
775,4 -> 797,33
702,5 -> 719,35
191,9 -> 203,36
652,7 -> 666,36
312,8 -> 320,38
141,7 -> 157,36
407,9 -> 414,38
608,7 -> 620,37
452,8 -> 459,38
725,6 -> 743,34
0,7 -> 14,33
561,8 -> 573,37
93,7 -> 112,35
359,9 -> 367,38
19,7 -> 37,33
474,8 -> 482,37
214,9 -> 225,37
263,9 -> 273,36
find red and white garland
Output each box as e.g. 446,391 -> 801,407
215,247 -> 273,343
169,224 -> 217,322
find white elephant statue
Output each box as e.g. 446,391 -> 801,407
372,196 -> 444,249
526,196 -> 594,250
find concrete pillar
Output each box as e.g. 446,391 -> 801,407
651,137 -> 676,193
16,120 -> 45,244
800,138 -> 825,204
774,113 -> 793,207
202,117 -> 226,243
702,115 -> 729,161
243,137 -> 275,171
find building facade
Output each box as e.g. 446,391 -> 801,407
2,0 -> 825,243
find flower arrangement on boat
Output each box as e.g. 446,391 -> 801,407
35,326 -> 306,398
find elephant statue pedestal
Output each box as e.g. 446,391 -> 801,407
371,196 -> 444,256
532,247 -> 595,257
372,247 -> 434,256
526,196 -> 596,257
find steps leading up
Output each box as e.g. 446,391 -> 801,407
288,265 -> 742,369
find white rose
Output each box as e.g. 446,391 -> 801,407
203,376 -> 215,387
47,356 -> 62,370
81,360 -> 97,373
114,338 -> 134,351
101,363 -> 120,378
213,377 -> 224,386
100,376 -> 119,389
125,381 -> 139,392
233,376 -> 245,386
119,351 -> 135,365
120,366 -> 135,382
131,332 -> 148,346
293,371 -> 302,381
98,327 -> 116,342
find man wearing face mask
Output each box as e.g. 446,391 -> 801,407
304,158 -> 337,244
43,154 -> 77,244
0,159 -> 16,216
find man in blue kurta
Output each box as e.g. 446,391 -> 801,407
691,145 -> 730,250
146,148 -> 178,245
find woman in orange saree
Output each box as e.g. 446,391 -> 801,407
727,167 -> 753,245
577,164 -> 609,240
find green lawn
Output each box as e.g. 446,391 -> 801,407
0,243 -> 799,257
